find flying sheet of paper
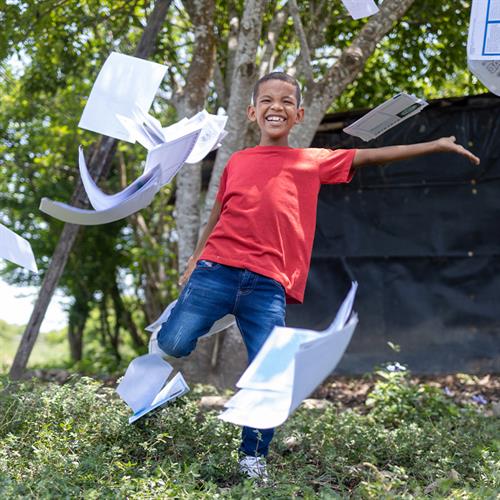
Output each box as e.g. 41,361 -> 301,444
343,93 -> 428,142
341,0 -> 379,19
467,0 -> 500,95
78,146 -> 155,211
0,223 -> 38,273
159,110 -> 228,164
39,166 -> 161,225
147,298 -> 237,356
79,52 -> 167,142
219,283 -> 358,429
116,354 -> 190,424
144,129 -> 201,186
129,372 -> 189,424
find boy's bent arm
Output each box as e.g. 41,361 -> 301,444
352,136 -> 480,168
178,199 -> 222,286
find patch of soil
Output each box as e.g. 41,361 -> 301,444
313,373 -> 500,412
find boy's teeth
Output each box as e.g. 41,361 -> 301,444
267,116 -> 285,121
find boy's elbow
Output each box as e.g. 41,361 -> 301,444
352,149 -> 371,168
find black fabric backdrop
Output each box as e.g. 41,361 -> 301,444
286,94 -> 500,374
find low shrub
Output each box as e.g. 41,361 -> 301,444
0,369 -> 497,498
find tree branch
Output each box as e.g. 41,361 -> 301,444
289,0 -> 416,148
259,3 -> 288,77
288,0 -> 314,86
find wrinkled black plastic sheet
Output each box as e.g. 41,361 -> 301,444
287,95 -> 500,374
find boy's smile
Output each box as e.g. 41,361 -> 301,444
248,79 -> 304,147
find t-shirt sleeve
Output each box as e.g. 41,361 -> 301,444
317,148 -> 357,184
215,165 -> 228,203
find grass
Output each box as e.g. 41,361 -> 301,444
0,368 -> 498,499
0,320 -> 69,373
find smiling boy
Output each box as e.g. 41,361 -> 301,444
158,72 -> 479,480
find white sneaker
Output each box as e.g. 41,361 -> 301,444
239,455 -> 268,481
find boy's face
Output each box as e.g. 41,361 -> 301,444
247,79 -> 304,146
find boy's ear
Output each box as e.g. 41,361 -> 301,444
247,105 -> 257,122
295,107 -> 305,124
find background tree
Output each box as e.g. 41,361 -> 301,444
0,0 -> 485,379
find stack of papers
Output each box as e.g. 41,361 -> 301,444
343,93 -> 428,142
0,222 -> 38,273
116,354 -> 189,424
467,0 -> 500,96
219,282 -> 358,429
41,52 -> 228,226
146,298 -> 236,356
341,0 -> 379,19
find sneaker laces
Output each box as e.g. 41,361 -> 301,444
239,455 -> 268,481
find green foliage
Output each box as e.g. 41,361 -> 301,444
366,365 -> 460,427
0,319 -> 68,373
0,373 -> 497,498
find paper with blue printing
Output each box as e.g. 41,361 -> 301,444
219,282 -> 358,429
0,222 -> 38,273
116,354 -> 189,424
467,0 -> 500,96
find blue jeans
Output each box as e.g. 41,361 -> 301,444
157,260 -> 286,457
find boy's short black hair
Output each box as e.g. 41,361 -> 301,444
252,72 -> 302,106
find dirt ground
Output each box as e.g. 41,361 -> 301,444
24,369 -> 500,416
313,373 -> 500,414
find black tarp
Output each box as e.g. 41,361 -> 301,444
286,94 -> 500,374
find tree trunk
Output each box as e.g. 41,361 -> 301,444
174,0 -> 217,273
9,0 -> 172,380
67,295 -> 90,362
110,278 -> 145,349
203,0 -> 269,221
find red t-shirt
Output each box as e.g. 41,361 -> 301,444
200,146 -> 357,303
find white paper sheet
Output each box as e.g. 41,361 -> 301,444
39,165 -> 161,225
468,0 -> 500,95
128,372 -> 190,424
341,0 -> 379,19
79,52 -> 167,142
0,223 -> 38,273
468,0 -> 500,60
147,298 -> 237,356
116,354 -> 190,424
219,283 -> 358,429
144,129 -> 201,186
116,354 -> 173,413
159,110 -> 228,165
343,93 -> 428,142
468,59 -> 500,95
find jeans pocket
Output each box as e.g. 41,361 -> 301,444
197,259 -> 221,270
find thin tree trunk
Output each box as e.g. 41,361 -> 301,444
203,0 -> 269,222
110,278 -> 145,348
67,295 -> 90,362
9,0 -> 172,380
174,0 -> 217,273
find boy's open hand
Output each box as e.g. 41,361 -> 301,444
178,256 -> 196,287
435,136 -> 480,165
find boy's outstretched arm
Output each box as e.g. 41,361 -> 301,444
352,136 -> 480,168
178,199 -> 222,286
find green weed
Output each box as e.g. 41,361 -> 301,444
0,368 -> 498,499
